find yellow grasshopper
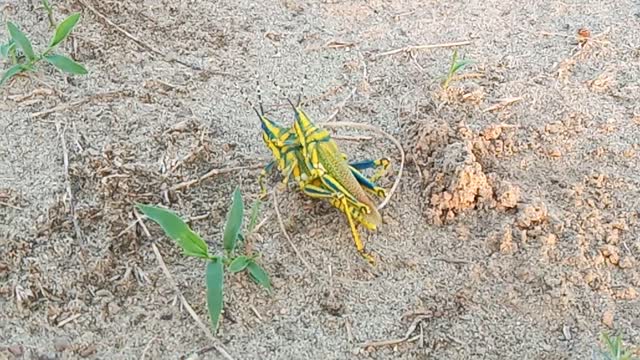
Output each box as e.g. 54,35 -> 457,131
289,99 -> 389,264
255,98 -> 389,264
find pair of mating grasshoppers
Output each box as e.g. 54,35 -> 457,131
254,94 -> 390,264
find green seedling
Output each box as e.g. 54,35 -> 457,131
0,5 -> 87,86
597,332 -> 638,360
137,187 -> 271,334
441,48 -> 472,89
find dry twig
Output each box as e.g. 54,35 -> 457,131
56,122 -> 84,245
139,336 -> 157,360
482,96 -> 523,112
272,191 -> 314,272
32,90 -> 129,118
331,134 -> 373,142
171,164 -> 263,191
375,40 -> 472,58
359,314 -> 430,348
134,210 -> 235,360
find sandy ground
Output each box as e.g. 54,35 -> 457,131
1,0 -> 640,359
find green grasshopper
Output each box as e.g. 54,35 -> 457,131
255,99 -> 389,264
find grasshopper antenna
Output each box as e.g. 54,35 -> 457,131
255,75 -> 266,115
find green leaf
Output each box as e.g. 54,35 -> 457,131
49,13 -> 81,48
222,187 -> 243,255
7,22 -> 35,61
247,260 -> 271,291
0,40 -> 15,59
136,204 -> 209,259
246,199 -> 261,234
0,64 -> 26,85
44,54 -> 87,75
452,59 -> 473,74
227,256 -> 250,273
205,258 -> 224,332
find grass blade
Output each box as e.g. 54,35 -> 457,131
7,22 -> 35,61
205,258 -> 224,332
136,204 -> 209,259
49,13 -> 81,48
223,187 -> 243,255
247,260 -> 271,292
0,64 -> 25,85
452,59 -> 472,74
227,256 -> 250,273
44,54 -> 87,75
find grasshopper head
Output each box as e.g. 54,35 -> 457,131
288,99 -> 313,145
255,108 -> 287,143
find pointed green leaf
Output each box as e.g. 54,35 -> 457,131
7,22 -> 35,61
222,187 -> 243,254
247,260 -> 271,291
44,54 -> 87,75
228,256 -> 250,273
452,59 -> 472,74
0,64 -> 25,85
49,13 -> 81,48
136,204 -> 209,258
205,258 -> 224,332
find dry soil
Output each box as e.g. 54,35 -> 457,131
1,0 -> 639,359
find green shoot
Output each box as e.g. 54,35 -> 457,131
441,48 -> 472,89
1,7 -> 87,86
598,332 -> 638,360
137,186 -> 271,334
41,0 -> 56,28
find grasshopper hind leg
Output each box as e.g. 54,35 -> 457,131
301,183 -> 376,265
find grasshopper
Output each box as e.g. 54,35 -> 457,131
255,99 -> 389,264
288,99 -> 389,264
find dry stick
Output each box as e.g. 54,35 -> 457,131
359,315 -> 430,348
272,191 -> 314,272
375,40 -> 472,58
33,98 -> 88,118
324,85 -> 358,123
133,210 -> 235,360
321,122 -> 405,211
171,164 -> 263,191
32,90 -> 128,118
55,122 -> 84,245
323,54 -> 368,123
77,0 -> 198,70
139,336 -> 157,360
0,201 -> 22,210
57,313 -> 82,327
482,96 -> 523,113
331,134 -> 373,141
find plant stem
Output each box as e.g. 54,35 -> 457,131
42,0 -> 56,28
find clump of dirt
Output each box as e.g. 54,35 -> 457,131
411,119 -> 523,225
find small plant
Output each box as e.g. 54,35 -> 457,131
0,3 -> 87,86
597,332 -> 638,360
441,48 -> 472,89
137,187 -> 270,333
